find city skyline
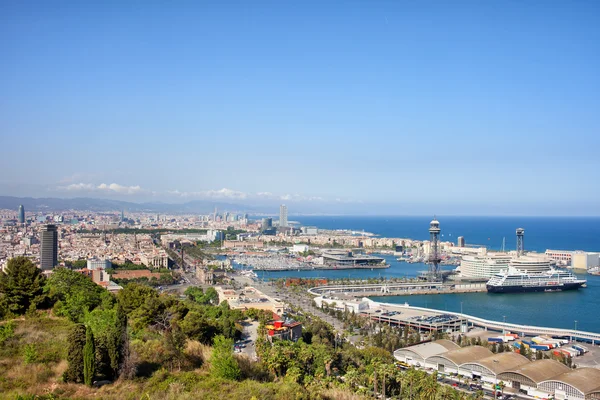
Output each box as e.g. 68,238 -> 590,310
1,2 -> 599,215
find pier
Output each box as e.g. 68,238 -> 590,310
308,282 -> 486,296
362,300 -> 600,344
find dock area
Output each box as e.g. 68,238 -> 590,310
308,282 -> 486,297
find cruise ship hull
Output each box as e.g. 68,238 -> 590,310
487,282 -> 585,293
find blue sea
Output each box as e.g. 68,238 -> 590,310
250,216 -> 600,333
291,216 -> 600,253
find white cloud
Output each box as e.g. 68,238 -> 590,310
64,183 -> 95,191
279,194 -> 325,202
204,188 -> 247,199
97,183 -> 143,195
58,182 -> 144,195
59,183 -> 355,204
167,188 -> 248,200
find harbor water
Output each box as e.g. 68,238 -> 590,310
242,216 -> 600,333
245,255 -> 600,333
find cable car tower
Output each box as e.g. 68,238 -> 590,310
428,217 -> 442,281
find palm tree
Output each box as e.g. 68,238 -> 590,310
420,373 -> 439,400
499,381 -> 506,397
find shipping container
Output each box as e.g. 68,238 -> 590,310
573,345 -> 588,353
568,347 -> 583,356
530,344 -> 551,351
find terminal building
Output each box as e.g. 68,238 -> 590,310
395,341 -> 600,400
318,249 -> 387,267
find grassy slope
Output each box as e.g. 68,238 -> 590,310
0,316 -> 72,398
0,316 -> 365,400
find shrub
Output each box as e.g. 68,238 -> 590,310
210,335 -> 241,381
0,321 -> 16,346
23,343 -> 38,364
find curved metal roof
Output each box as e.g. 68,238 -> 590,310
497,359 -> 570,383
394,339 -> 460,360
463,352 -> 530,374
436,346 -> 493,366
541,368 -> 600,395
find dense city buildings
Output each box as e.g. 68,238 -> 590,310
40,224 -> 58,270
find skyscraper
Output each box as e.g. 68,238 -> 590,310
279,204 -> 288,228
261,217 -> 273,231
40,224 -> 58,270
18,204 -> 25,224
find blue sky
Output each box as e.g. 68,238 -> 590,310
1,1 -> 599,215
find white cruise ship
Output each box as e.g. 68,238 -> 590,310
459,251 -> 555,279
486,267 -> 587,293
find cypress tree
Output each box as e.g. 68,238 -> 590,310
64,324 -> 86,383
83,325 -> 96,386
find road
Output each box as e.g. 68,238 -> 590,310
238,320 -> 259,360
250,281 -> 360,344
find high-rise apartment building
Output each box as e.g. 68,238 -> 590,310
457,236 -> 465,247
279,204 -> 288,228
18,205 -> 25,224
40,224 -> 58,270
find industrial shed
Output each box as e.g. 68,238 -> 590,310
496,359 -> 571,394
425,346 -> 492,374
393,339 -> 460,367
538,368 -> 600,400
459,352 -> 530,383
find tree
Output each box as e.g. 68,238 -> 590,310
210,335 -> 241,380
64,324 -> 87,383
83,325 -> 96,386
45,268 -> 106,322
117,283 -> 158,314
0,256 -> 45,315
85,306 -> 127,379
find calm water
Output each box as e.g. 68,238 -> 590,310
293,216 -> 600,253
370,273 -> 600,334
244,216 -> 600,333
251,255 -> 445,281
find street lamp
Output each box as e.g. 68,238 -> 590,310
503,316 -> 506,336
575,320 -> 578,331
493,359 -> 499,400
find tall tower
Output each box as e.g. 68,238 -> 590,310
516,228 -> 525,256
280,204 -> 288,228
40,224 -> 58,270
18,205 -> 25,224
428,218 -> 441,280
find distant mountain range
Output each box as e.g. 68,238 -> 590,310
0,196 -> 261,214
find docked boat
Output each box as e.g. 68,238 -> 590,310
486,267 -> 586,293
588,267 -> 600,276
